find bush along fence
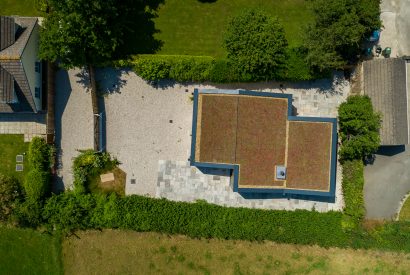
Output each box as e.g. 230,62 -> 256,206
112,52 -> 328,83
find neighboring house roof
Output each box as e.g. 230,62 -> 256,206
363,58 -> 409,145
0,16 -> 38,113
0,66 -> 14,103
190,89 -> 338,202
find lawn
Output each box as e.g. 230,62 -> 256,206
1,0 -> 312,58
0,134 -> 30,182
154,0 -> 313,57
0,226 -> 63,275
0,0 -> 40,16
62,230 -> 410,275
399,196 -> 410,221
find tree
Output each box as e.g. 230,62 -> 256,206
39,0 -> 126,150
0,174 -> 21,222
223,9 -> 288,80
304,0 -> 381,71
338,95 -> 381,161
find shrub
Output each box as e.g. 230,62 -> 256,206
338,95 -> 381,161
0,174 -> 22,222
28,137 -> 53,170
224,9 -> 288,80
14,200 -> 44,227
72,150 -> 119,194
24,169 -> 50,201
341,160 -> 365,229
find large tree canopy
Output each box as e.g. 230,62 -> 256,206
223,9 -> 288,80
304,0 -> 381,71
39,0 -> 126,68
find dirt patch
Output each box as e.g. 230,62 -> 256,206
93,167 -> 126,196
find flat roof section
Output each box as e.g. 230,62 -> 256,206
195,94 -> 238,164
286,121 -> 332,191
191,89 -> 337,199
235,96 -> 288,187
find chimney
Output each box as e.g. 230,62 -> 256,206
0,16 -> 16,51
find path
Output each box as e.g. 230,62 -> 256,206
54,69 -> 93,192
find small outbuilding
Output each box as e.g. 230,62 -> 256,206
363,58 -> 409,145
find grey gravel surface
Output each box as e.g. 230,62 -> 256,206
98,69 -> 348,205
55,68 -> 93,191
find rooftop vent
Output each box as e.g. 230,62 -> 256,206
276,165 -> 286,180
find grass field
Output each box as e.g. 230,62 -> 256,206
400,196 -> 410,221
154,0 -> 312,57
62,230 -> 410,275
0,0 -> 40,16
1,0 -> 311,58
0,134 -> 30,182
0,226 -> 63,274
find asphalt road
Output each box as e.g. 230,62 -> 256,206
364,146 -> 410,220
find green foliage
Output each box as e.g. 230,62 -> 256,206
39,0 -> 124,68
338,95 -> 381,161
304,0 -> 381,71
14,200 -> 44,227
24,169 -> 50,202
0,174 -> 21,222
130,54 -> 324,83
28,137 -> 52,171
223,9 -> 288,80
133,55 -> 215,82
42,192 -> 347,247
341,160 -> 365,229
72,150 -> 118,194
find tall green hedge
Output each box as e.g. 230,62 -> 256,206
129,53 -> 323,83
341,160 -> 365,229
43,192 -> 347,247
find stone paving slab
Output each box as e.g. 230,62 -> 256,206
157,160 -> 344,211
0,113 -> 46,141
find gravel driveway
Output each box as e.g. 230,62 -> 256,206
99,69 -> 348,206
55,69 -> 93,191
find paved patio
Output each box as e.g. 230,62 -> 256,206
100,68 -> 348,210
0,113 -> 46,141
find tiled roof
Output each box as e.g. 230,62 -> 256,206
0,16 -> 16,51
363,58 -> 408,145
0,65 -> 14,103
0,16 -> 38,113
0,17 -> 37,60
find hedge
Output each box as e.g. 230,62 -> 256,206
24,169 -> 50,201
128,52 -> 326,83
341,160 -> 365,229
28,137 -> 53,171
43,192 -> 347,247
